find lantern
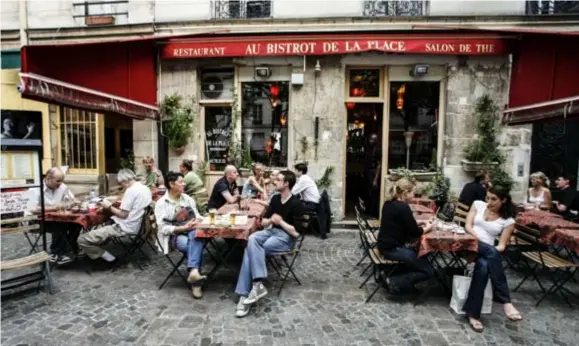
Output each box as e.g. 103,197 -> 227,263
269,84 -> 280,97
396,84 -> 406,110
351,88 -> 362,97
265,139 -> 273,154
346,102 -> 356,110
280,114 -> 287,126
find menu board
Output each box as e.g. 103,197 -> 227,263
205,107 -> 232,171
0,189 -> 37,215
0,151 -> 41,188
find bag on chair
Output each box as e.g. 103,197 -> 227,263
449,275 -> 492,315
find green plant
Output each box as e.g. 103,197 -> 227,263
463,95 -> 504,164
390,168 -> 416,182
160,94 -> 195,149
241,145 -> 252,169
195,160 -> 208,183
300,136 -> 308,161
227,90 -> 243,167
316,166 -> 335,190
119,149 -> 135,171
491,167 -> 515,191
423,168 -> 451,202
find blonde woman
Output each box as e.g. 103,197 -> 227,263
241,163 -> 268,199
527,172 -> 551,209
377,178 -> 434,295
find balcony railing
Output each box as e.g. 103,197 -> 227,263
362,0 -> 426,17
212,0 -> 272,19
526,0 -> 579,15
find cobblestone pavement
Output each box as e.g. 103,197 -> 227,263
1,229 -> 578,346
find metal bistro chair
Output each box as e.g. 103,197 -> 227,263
110,205 -> 156,271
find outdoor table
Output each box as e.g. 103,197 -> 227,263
410,197 -> 437,212
415,212 -> 435,222
43,209 -> 111,230
195,215 -> 260,283
217,200 -> 267,219
545,228 -> 579,255
410,204 -> 434,215
516,212 -> 579,233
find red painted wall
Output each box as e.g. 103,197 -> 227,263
509,35 -> 579,107
21,41 -> 157,105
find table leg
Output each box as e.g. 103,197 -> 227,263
203,239 -> 242,285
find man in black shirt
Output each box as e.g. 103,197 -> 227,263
553,175 -> 579,218
458,170 -> 490,208
206,165 -> 240,211
234,170 -> 304,318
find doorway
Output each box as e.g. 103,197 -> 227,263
345,103 -> 383,218
104,116 -> 134,173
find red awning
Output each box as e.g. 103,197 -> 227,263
162,33 -> 512,59
503,95 -> 579,125
18,73 -> 159,120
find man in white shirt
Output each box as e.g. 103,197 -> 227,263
292,163 -> 320,212
32,167 -> 79,264
77,169 -> 152,263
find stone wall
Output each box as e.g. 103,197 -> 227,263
442,58 -> 532,203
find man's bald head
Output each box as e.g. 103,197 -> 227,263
224,165 -> 238,182
45,167 -> 65,190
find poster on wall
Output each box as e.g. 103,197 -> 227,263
0,110 -> 42,145
0,151 -> 41,189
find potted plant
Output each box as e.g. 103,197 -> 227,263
422,168 -> 451,209
160,94 -> 195,155
316,166 -> 335,192
462,95 -> 503,172
388,167 -> 436,182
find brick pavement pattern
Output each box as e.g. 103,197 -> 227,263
1,230 -> 578,346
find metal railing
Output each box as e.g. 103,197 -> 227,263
72,0 -> 128,19
526,0 -> 579,15
212,0 -> 272,19
362,0 -> 427,17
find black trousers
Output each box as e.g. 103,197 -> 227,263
45,221 -> 81,255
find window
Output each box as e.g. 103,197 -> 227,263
387,82 -> 439,171
348,69 -> 381,98
213,0 -> 272,19
241,82 -> 289,167
362,1 -> 426,17
59,107 -> 99,171
205,106 -> 233,172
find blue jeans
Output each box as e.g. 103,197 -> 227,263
174,230 -> 206,271
463,241 -> 511,319
380,247 -> 434,291
235,228 -> 295,297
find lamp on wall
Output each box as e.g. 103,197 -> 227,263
269,84 -> 280,97
409,64 -> 429,77
346,102 -> 356,110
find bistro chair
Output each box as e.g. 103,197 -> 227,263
512,224 -> 579,307
111,205 -> 155,271
266,215 -> 311,295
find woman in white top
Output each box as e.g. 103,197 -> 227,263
526,171 -> 551,209
463,186 -> 522,332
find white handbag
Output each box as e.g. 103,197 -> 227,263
449,274 -> 493,315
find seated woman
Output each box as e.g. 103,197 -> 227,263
241,163 -> 268,199
377,178 -> 434,294
255,170 -> 280,208
155,171 -> 207,299
463,186 -> 522,332
526,171 -> 551,209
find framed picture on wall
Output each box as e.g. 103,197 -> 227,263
0,110 -> 42,144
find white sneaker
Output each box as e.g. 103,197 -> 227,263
243,282 -> 268,305
56,255 -> 73,265
191,286 -> 203,299
235,297 -> 250,318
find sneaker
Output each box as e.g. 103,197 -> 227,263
56,255 -> 73,265
191,286 -> 203,299
235,297 -> 250,318
48,254 -> 58,263
243,282 -> 268,305
187,269 -> 207,283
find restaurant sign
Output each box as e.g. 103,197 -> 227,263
163,35 -> 509,59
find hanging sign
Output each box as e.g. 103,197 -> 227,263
163,34 -> 509,59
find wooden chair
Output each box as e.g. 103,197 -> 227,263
1,216 -> 53,294
453,202 -> 470,226
512,224 -> 579,307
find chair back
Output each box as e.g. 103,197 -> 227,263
453,202 -> 470,226
139,204 -> 156,243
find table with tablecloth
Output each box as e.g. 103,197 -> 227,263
516,209 -> 579,255
418,230 -> 478,258
410,204 -> 435,215
43,210 -> 111,230
217,200 -> 267,219
410,197 -> 437,212
544,228 -> 579,254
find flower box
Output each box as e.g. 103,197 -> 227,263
461,160 -> 499,173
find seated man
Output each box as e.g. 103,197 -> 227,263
141,156 -> 165,188
77,169 -> 152,264
155,171 -> 207,299
458,170 -> 490,208
553,175 -> 579,218
292,163 -> 321,212
235,170 -> 304,318
32,167 -> 80,265
206,165 -> 240,211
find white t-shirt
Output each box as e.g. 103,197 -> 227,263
471,200 -> 515,246
33,183 -> 74,207
291,174 -> 321,203
112,182 -> 152,234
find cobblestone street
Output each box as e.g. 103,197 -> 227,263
1,229 -> 578,346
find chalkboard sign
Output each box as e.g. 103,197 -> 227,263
205,107 -> 232,171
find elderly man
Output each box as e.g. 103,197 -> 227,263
206,165 -> 240,211
32,167 -> 79,264
235,170 -> 304,318
77,169 -> 152,263
292,163 -> 320,212
141,156 -> 165,188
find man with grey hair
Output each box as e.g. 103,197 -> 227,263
31,167 -> 79,264
77,169 -> 152,263
206,165 -> 240,211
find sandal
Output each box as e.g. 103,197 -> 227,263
504,304 -> 523,322
468,317 -> 484,333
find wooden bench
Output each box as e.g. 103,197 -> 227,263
1,252 -> 50,271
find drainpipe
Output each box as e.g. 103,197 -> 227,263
19,0 -> 29,46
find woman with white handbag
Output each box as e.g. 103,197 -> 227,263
463,186 -> 522,332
